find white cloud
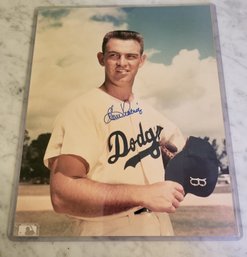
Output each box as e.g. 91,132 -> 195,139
26,8 -> 128,139
145,48 -> 161,58
135,49 -> 225,140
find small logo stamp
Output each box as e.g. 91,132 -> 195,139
16,223 -> 39,237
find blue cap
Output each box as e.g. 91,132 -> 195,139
165,136 -> 219,197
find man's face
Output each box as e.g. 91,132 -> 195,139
98,38 -> 146,86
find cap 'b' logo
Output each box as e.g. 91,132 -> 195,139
190,177 -> 207,187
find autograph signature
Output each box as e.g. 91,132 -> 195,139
104,101 -> 143,124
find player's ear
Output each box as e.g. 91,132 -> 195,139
97,52 -> 105,66
139,53 -> 147,68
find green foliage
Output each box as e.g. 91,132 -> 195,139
202,136 -> 229,174
20,131 -> 51,184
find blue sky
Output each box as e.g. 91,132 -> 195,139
40,5 -> 215,64
91,5 -> 215,64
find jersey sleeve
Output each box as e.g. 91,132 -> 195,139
43,102 -> 101,170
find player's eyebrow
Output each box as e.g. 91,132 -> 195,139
106,51 -> 140,56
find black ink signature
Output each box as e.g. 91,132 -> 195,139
104,101 -> 143,124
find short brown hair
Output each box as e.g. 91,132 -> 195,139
102,30 -> 144,54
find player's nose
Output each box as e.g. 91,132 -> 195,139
117,55 -> 127,66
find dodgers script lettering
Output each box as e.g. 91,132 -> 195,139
108,123 -> 163,169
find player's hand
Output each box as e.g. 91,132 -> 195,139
142,181 -> 185,213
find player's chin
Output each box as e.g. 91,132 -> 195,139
114,73 -> 132,80
115,77 -> 134,86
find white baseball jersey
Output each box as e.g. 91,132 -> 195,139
44,87 -> 185,222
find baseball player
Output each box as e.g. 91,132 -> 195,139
44,30 -> 185,236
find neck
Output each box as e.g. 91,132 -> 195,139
100,82 -> 133,101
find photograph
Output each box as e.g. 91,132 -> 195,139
10,4 -> 240,238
